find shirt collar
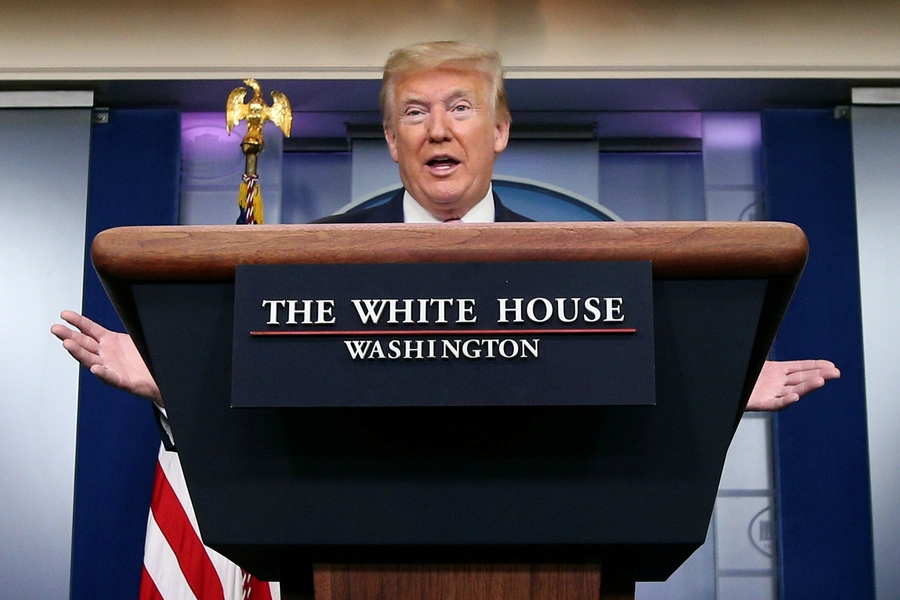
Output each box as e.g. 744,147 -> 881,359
402,185 -> 495,223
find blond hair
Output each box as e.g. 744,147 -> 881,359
380,41 -> 511,129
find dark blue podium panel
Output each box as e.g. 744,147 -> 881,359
132,277 -> 766,582
231,262 -> 654,408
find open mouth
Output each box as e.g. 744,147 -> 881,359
426,156 -> 460,173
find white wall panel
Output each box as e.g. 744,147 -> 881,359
852,104 -> 900,600
0,105 -> 92,599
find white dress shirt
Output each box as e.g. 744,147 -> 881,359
402,185 -> 495,223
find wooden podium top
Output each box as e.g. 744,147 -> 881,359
91,221 -> 807,283
95,221 -> 810,593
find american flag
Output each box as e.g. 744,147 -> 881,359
139,103 -> 279,599
139,445 -> 279,600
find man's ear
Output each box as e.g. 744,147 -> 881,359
384,124 -> 400,163
494,120 -> 510,154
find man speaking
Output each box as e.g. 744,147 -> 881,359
317,41 -> 530,225
50,39 -> 839,600
53,42 -> 837,419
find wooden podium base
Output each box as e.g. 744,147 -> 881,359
313,564 -> 635,600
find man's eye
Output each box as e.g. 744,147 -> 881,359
450,104 -> 474,118
399,109 -> 427,125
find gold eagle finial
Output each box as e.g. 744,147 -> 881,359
226,78 -> 292,155
225,79 -> 292,225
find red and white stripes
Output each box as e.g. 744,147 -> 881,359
140,444 -> 279,600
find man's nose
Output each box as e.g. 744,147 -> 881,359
427,109 -> 453,142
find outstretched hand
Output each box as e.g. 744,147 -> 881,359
747,359 -> 840,411
51,310 -> 837,414
51,310 -> 163,406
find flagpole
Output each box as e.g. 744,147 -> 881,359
139,79 -> 291,600
226,78 -> 293,225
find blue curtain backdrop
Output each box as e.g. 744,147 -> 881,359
762,109 -> 874,599
70,109 -> 181,600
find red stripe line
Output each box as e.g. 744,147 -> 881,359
149,462 -> 225,600
138,565 -> 165,600
251,328 -> 636,337
247,577 -> 274,600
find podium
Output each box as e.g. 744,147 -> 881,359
92,221 -> 807,599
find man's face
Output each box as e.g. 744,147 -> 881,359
384,66 -> 510,220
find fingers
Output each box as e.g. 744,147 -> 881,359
52,311 -> 107,370
53,311 -> 162,402
50,322 -> 74,342
51,322 -> 101,354
59,310 -> 109,340
779,360 -> 841,392
752,359 -> 840,410
783,369 -> 832,387
59,310 -> 90,332
747,388 -> 800,411
822,366 -> 841,380
778,392 -> 800,407
61,338 -> 101,369
782,359 -> 837,375
788,375 -> 827,398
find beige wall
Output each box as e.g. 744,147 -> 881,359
2,0 -> 898,80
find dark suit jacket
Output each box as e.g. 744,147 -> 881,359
312,189 -> 533,224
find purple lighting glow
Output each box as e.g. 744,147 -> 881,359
702,113 -> 762,150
